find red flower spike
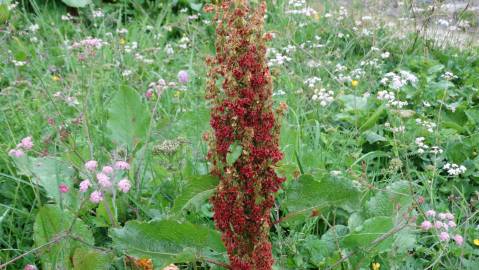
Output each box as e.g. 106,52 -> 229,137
206,1 -> 284,269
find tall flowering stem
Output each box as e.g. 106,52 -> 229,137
205,1 -> 285,269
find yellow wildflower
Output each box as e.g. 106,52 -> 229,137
474,239 -> 479,246
119,38 -> 126,45
351,80 -> 359,87
372,262 -> 380,270
52,75 -> 61,81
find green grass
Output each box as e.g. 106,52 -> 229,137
1,0 -> 479,269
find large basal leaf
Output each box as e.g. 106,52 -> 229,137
33,205 -> 94,269
172,175 -> 219,213
72,248 -> 112,270
283,174 -> 361,218
62,0 -> 91,8
342,216 -> 394,251
110,219 -> 226,268
13,156 -> 78,208
366,180 -> 413,217
107,86 -> 151,149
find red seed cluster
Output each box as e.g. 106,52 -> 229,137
205,1 -> 286,269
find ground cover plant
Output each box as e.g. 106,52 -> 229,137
0,0 -> 479,269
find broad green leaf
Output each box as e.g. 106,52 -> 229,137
226,141 -> 243,166
283,174 -> 361,218
107,86 -> 151,149
342,216 -> 394,251
110,220 -> 226,268
366,181 -> 413,217
33,205 -> 94,269
62,0 -> 91,8
72,248 -> 112,270
13,157 -> 78,208
393,226 -> 416,253
339,95 -> 368,111
363,131 -> 386,144
360,104 -> 386,132
173,175 -> 219,213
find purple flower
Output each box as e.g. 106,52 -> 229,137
425,210 -> 436,218
19,136 -> 34,150
114,161 -> 130,170
24,265 -> 38,270
438,213 -> 447,220
85,160 -> 98,171
96,173 -> 111,188
117,179 -> 132,193
434,221 -> 443,229
90,191 -> 103,203
79,179 -> 91,193
8,149 -> 24,158
420,220 -> 432,230
59,183 -> 69,193
439,232 -> 450,242
447,221 -> 457,228
177,70 -> 189,84
453,234 -> 464,245
102,166 -> 114,175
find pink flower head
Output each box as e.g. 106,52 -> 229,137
84,160 -> 98,171
453,234 -> 464,245
24,265 -> 38,270
145,89 -> 154,100
96,173 -> 111,188
445,212 -> 454,220
434,221 -> 443,229
114,161 -> 130,170
19,136 -> 34,150
425,210 -> 436,218
8,149 -> 24,158
438,213 -> 447,220
102,166 -> 114,175
59,183 -> 69,193
178,70 -> 189,84
439,231 -> 450,242
89,190 -> 103,203
447,221 -> 457,228
117,179 -> 131,193
420,220 -> 432,230
79,179 -> 91,193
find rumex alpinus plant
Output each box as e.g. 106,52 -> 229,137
205,1 -> 286,269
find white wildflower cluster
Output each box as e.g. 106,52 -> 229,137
116,28 -> 128,35
350,68 -> 365,79
312,88 -> 334,107
61,13 -> 74,21
376,91 -> 408,108
53,92 -> 79,107
124,41 -> 138,53
360,59 -> 381,69
178,36 -> 190,49
337,6 -> 348,21
443,163 -> 466,176
267,48 -> 292,67
334,64 -> 352,83
304,77 -> 321,88
416,118 -> 437,133
415,137 -> 442,155
165,44 -> 174,55
299,36 -> 324,50
12,60 -> 27,67
441,71 -> 458,81
7,1 -> 19,10
380,70 -> 418,90
285,0 -> 318,17
385,122 -> 405,133
92,9 -> 105,18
